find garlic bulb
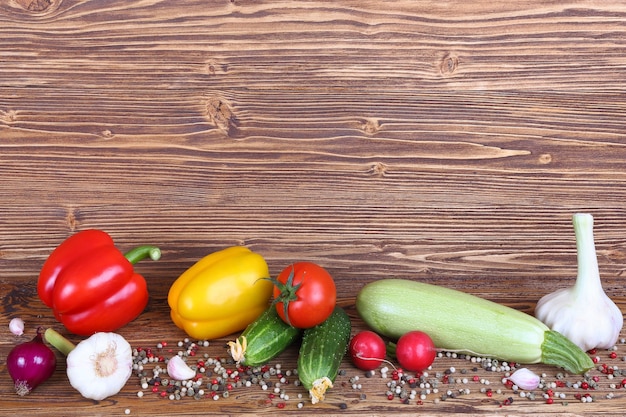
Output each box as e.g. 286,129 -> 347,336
66,332 -> 133,400
535,213 -> 623,352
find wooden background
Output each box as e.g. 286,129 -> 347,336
2,0 -> 626,415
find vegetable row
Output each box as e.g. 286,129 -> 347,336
5,213 -> 623,405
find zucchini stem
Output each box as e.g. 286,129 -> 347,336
541,330 -> 594,374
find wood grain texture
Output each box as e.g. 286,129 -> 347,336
2,0 -> 626,415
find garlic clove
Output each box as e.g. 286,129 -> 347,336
167,355 -> 197,381
506,368 -> 540,390
9,317 -> 25,336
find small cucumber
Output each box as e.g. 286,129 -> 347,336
297,306 -> 351,404
227,306 -> 301,366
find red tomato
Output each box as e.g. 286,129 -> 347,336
273,262 -> 336,328
395,330 -> 436,372
349,330 -> 386,371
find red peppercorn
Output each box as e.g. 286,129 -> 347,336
486,389 -> 493,397
581,382 -> 589,390
546,398 -> 554,404
387,394 -> 394,400
277,402 -> 286,409
610,352 -> 618,359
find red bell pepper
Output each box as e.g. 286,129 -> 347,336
37,229 -> 160,335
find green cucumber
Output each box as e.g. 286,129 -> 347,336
227,306 -> 301,366
297,306 -> 351,404
356,278 -> 594,374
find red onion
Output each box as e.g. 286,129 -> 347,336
7,327 -> 57,395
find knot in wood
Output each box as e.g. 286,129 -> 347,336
101,129 -> 114,139
361,118 -> 380,135
369,162 -> 388,177
1,109 -> 18,124
205,96 -> 239,137
538,153 -> 552,164
439,53 -> 459,76
15,0 -> 53,12
65,208 -> 78,231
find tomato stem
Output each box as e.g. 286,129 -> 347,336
268,266 -> 302,326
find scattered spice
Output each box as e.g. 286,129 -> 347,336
128,337 -> 626,409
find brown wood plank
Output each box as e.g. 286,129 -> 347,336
2,0 -> 626,415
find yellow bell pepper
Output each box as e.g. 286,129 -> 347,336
168,246 -> 273,340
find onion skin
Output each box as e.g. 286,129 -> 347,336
7,328 -> 56,396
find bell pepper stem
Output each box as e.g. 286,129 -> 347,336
124,245 -> 161,264
44,328 -> 76,357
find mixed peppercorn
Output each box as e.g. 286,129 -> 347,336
129,336 -> 626,410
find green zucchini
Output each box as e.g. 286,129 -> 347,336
356,279 -> 594,374
297,306 -> 351,404
227,306 -> 301,366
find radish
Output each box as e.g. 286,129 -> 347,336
349,330 -> 386,371
391,330 -> 436,372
